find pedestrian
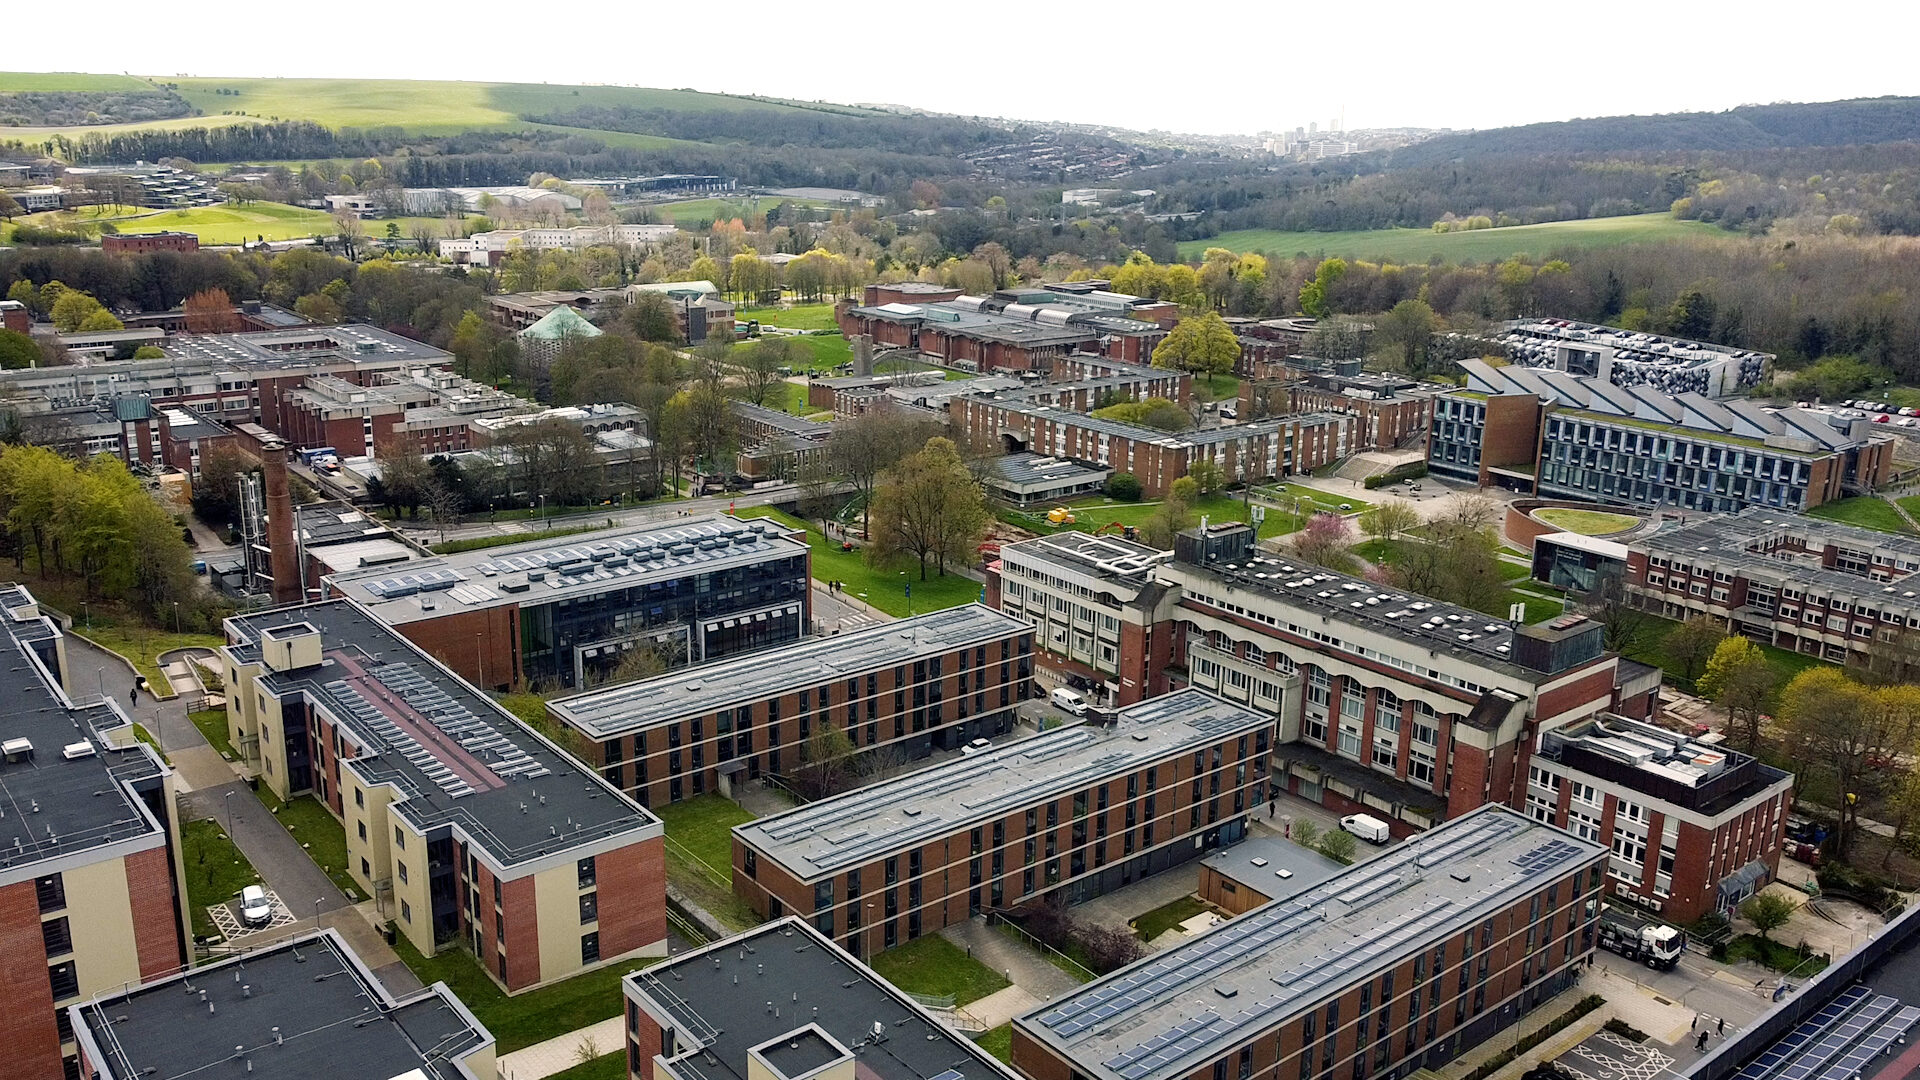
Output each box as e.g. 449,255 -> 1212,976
1697,1032 -> 1710,1052
1268,799 -> 1275,820
1717,1018 -> 1725,1036
1691,1015 -> 1698,1032
128,685 -> 138,708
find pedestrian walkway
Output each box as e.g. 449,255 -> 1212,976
1073,864 -> 1201,932
940,916 -> 1083,1003
499,1016 -> 624,1080
963,984 -> 1046,1029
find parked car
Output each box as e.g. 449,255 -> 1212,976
960,738 -> 992,756
1049,686 -> 1089,716
239,885 -> 272,928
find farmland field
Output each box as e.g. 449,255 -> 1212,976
0,72 -> 152,92
649,196 -> 828,223
113,203 -> 340,244
1176,214 -> 1722,263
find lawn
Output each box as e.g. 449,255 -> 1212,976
429,523 -> 604,554
71,623 -> 225,697
1178,213 -> 1724,263
0,72 -> 154,91
180,819 -> 264,940
789,335 -> 854,369
1622,613 -> 1825,692
189,708 -> 239,759
733,507 -> 983,617
650,196 -> 827,223
1130,896 -> 1210,942
975,1025 -> 1014,1063
651,794 -> 755,882
762,381 -> 830,418
391,934 -> 658,1053
1900,496 -> 1920,522
740,303 -> 839,331
114,202 -> 341,244
1723,934 -> 1828,975
256,789 -> 360,900
1805,496 -> 1913,535
868,934 -> 1010,1005
1532,508 -> 1642,535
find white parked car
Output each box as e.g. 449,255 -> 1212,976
239,885 -> 272,928
961,738 -> 991,756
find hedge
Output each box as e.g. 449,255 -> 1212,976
1363,462 -> 1429,489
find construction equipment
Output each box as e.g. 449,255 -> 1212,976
1046,506 -> 1077,526
1092,521 -> 1138,540
1596,904 -> 1686,969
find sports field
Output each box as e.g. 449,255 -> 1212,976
1176,213 -> 1722,263
650,196 -> 828,223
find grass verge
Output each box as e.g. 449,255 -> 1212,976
975,1025 -> 1014,1063
869,934 -> 1011,1005
544,1054 -> 627,1080
189,708 -> 238,759
391,934 -> 658,1053
1723,934 -> 1829,975
430,524 -> 603,554
653,794 -> 755,880
1805,496 -> 1913,534
180,819 -> 263,940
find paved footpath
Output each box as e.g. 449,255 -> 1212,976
499,1016 -> 624,1080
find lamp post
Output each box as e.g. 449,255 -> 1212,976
172,601 -> 180,634
223,790 -> 235,838
82,601 -> 89,632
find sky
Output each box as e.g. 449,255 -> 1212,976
39,0 -> 1920,136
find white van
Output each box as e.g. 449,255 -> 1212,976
1049,687 -> 1089,716
1340,814 -> 1392,845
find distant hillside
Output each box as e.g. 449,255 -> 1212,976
1387,96 -> 1920,164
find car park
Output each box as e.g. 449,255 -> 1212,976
239,885 -> 272,928
961,738 -> 991,756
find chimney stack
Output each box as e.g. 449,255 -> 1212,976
261,435 -> 302,605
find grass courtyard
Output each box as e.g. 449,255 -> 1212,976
650,794 -> 760,932
739,302 -> 840,331
256,789 -> 360,900
392,934 -> 657,1053
180,819 -> 264,940
1177,213 -> 1723,263
733,506 -> 984,617
868,933 -> 1010,1005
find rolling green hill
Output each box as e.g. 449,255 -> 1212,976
0,73 -> 887,141
1177,213 -> 1723,263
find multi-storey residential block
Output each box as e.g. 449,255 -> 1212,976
732,689 -> 1272,960
1428,361 -> 1894,512
0,584 -> 187,1080
71,930 -> 496,1080
548,605 -> 1034,808
623,916 -> 1019,1080
1150,521 -> 1788,921
1240,371 -> 1439,451
952,395 -> 1353,497
1012,806 -> 1607,1080
1625,507 -> 1920,668
220,601 -> 666,992
325,516 -> 811,691
838,284 -> 1173,373
990,531 -> 1173,704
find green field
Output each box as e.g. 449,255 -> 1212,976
1532,508 -> 1642,535
7,201 -> 342,244
740,303 -> 839,331
1177,213 -> 1723,263
0,73 -> 880,145
650,196 -> 827,223
0,71 -> 154,92
733,506 -> 983,617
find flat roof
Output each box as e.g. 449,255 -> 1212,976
968,398 -> 1306,447
1637,506 -> 1920,604
71,930 -> 491,1080
629,917 -> 1016,1080
736,689 -> 1272,882
991,452 -> 1111,487
0,584 -> 168,879
1200,834 -> 1346,901
1534,531 -> 1630,560
550,605 -> 1027,738
225,600 -> 659,870
326,515 -> 809,625
1001,531 -> 1167,588
162,324 -> 450,367
1018,807 -> 1606,1080
1168,543 -> 1566,682
1541,712 -> 1790,815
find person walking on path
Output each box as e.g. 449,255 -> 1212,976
1692,1015 -> 1699,1032
1697,1032 -> 1710,1052
1717,1018 -> 1725,1036
128,685 -> 139,708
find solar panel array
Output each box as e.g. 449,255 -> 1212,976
366,662 -> 550,785
321,679 -> 472,798
1036,810 -> 1589,1080
363,568 -> 465,599
1734,985 -> 1920,1080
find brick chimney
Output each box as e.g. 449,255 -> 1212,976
259,434 -> 302,606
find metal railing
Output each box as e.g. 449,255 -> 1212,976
988,912 -> 1096,983
661,833 -> 729,888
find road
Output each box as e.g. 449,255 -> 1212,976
1592,944 -> 1775,1033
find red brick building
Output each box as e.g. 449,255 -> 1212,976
153,403 -> 237,481
550,605 -> 1034,809
837,284 -> 1170,374
951,394 -> 1353,497
101,231 -> 199,254
732,688 -> 1273,961
1239,373 -> 1439,451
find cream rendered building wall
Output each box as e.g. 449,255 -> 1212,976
459,1042 -> 498,1080
64,855 -> 147,998
387,810 -> 436,956
341,764 -> 396,909
533,860 -> 590,986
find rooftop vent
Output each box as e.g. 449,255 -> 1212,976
61,741 -> 96,760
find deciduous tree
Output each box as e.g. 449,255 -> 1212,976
1739,893 -> 1797,940
1151,312 -> 1240,380
1361,499 -> 1419,544
868,436 -> 988,580
1696,637 -> 1777,752
1291,512 -> 1355,570
1664,616 -> 1727,683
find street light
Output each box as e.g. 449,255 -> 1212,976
314,898 -> 324,924
223,790 -> 235,837
96,666 -> 104,700
172,601 -> 180,634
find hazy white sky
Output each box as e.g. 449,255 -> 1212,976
56,0 -> 1920,136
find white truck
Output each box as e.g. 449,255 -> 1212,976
1596,904 -> 1686,970
1339,813 -> 1392,845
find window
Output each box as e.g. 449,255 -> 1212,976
35,874 -> 65,914
578,856 -> 597,888
394,826 -> 406,849
401,900 -> 412,924
355,788 -> 364,808
361,857 -> 371,877
398,861 -> 409,885
580,891 -> 599,924
357,821 -> 368,841
48,961 -> 79,1001
581,931 -> 601,965
41,917 -> 72,958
